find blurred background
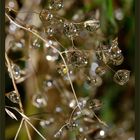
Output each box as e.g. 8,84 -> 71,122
5,0 -> 134,140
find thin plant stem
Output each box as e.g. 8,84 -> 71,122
25,119 -> 46,140
14,119 -> 24,140
24,121 -> 32,140
68,105 -> 78,123
5,53 -> 24,113
92,111 -> 108,127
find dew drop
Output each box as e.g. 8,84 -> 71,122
95,66 -> 107,76
43,79 -> 54,91
69,99 -> 76,108
84,19 -> 100,32
109,38 -> 124,65
32,93 -> 47,108
67,49 -> 88,67
6,91 -> 20,104
86,99 -> 102,110
39,9 -> 53,23
45,26 -> 55,36
113,69 -> 130,85
10,64 -> 21,80
63,22 -> 79,38
45,47 -> 59,62
96,45 -> 110,64
49,0 -> 63,10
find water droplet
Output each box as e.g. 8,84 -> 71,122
39,9 -> 54,23
32,93 -> 47,108
43,79 -> 54,91
40,118 -> 54,128
109,38 -> 124,65
95,66 -> 107,76
96,45 -> 110,64
67,49 -> 88,67
69,99 -> 76,108
45,48 -> 59,62
99,130 -> 105,137
87,75 -> 102,87
84,19 -> 100,32
79,127 -> 84,132
86,99 -> 102,110
10,64 -> 21,80
63,22 -> 79,38
6,91 -> 20,104
113,69 -> 130,85
49,0 -> 63,10
45,26 -> 55,36
55,106 -> 62,113
66,121 -> 78,130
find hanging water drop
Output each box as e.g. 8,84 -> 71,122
109,38 -> 124,65
67,49 -> 88,67
95,66 -> 107,76
113,69 -> 130,85
10,64 -> 21,80
49,0 -> 64,10
39,9 -> 54,23
63,22 -> 79,38
6,91 -> 20,104
96,45 -> 110,64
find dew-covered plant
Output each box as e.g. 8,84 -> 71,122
5,0 -> 132,140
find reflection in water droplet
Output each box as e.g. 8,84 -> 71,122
10,64 -> 21,80
32,93 -> 47,108
113,69 -> 130,85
